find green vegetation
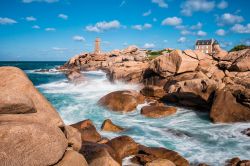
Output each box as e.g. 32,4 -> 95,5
229,45 -> 250,52
147,49 -> 172,60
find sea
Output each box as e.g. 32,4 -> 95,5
0,61 -> 249,166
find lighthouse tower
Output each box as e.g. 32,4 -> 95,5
94,37 -> 101,54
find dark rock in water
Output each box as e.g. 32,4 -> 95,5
241,128 -> 250,137
101,119 -> 124,132
210,90 -> 250,123
140,106 -> 177,118
106,135 -> 139,160
98,90 -> 145,112
225,157 -> 250,166
34,69 -> 50,72
131,145 -> 189,166
80,142 -> 120,165
71,119 -> 101,143
65,69 -> 85,84
164,128 -> 192,138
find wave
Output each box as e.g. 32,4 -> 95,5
36,69 -> 250,166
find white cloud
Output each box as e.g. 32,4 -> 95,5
26,16 -> 36,21
144,43 -> 155,49
143,10 -> 151,17
163,39 -> 168,43
22,0 -> 59,3
58,14 -> 68,20
181,30 -> 192,35
216,29 -> 226,36
190,22 -> 202,30
197,30 -> 207,36
152,0 -> 168,8
52,47 -> 68,51
217,13 -> 244,26
231,24 -> 250,34
217,0 -> 228,9
181,0 -> 215,16
162,17 -> 182,26
72,35 -> 85,42
178,37 -> 187,43
0,17 -> 17,25
132,23 -> 152,30
153,18 -> 157,22
220,41 -> 233,48
32,25 -> 40,29
85,20 -> 121,33
45,27 -> 56,31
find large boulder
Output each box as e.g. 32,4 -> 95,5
0,67 -> 64,127
71,119 -> 101,143
107,61 -> 149,83
132,145 -> 189,166
55,150 -> 88,166
145,159 -> 176,166
210,90 -> 250,123
140,106 -> 177,118
80,142 -> 120,165
164,79 -> 219,109
0,122 -> 68,166
63,125 -> 82,151
149,50 -> 199,78
98,90 -> 145,112
219,49 -> 250,72
65,69 -> 85,84
101,119 -> 124,132
106,136 -> 139,160
140,85 -> 166,99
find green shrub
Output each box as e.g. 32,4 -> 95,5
230,45 -> 250,52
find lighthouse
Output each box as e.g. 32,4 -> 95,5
94,37 -> 101,54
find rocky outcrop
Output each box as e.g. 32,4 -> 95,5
0,67 -> 64,126
210,90 -> 250,123
149,50 -> 199,78
65,69 -> 85,84
164,79 -> 219,109
226,157 -> 250,166
107,61 -> 149,83
131,145 -> 189,166
145,159 -> 176,166
98,90 -> 145,112
0,67 -> 86,166
55,150 -> 88,166
140,106 -> 177,118
0,122 -> 68,166
140,85 -> 165,99
80,142 -> 120,166
106,136 -> 139,160
71,119 -> 101,143
101,119 -> 124,132
219,49 -> 250,72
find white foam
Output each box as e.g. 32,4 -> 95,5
35,70 -> 250,166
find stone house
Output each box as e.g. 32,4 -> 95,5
195,39 -> 219,54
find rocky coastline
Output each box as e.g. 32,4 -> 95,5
0,45 -> 250,165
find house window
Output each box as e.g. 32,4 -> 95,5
206,45 -> 208,49
206,50 -> 208,53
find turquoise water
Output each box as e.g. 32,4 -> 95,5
1,62 -> 250,165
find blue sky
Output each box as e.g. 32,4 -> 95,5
0,0 -> 249,61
